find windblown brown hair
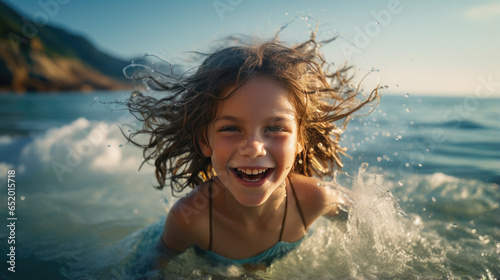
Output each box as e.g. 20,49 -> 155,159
125,33 -> 379,195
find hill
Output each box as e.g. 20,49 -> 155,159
0,1 -> 131,92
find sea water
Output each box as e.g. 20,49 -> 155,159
0,91 -> 498,279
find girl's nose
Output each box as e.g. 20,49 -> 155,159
239,137 -> 267,158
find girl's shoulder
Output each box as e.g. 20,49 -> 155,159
168,182 -> 211,229
292,175 -> 349,221
162,182 -> 211,250
290,174 -> 340,220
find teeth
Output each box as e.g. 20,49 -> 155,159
237,168 -> 268,175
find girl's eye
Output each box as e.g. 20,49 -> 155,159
218,126 -> 240,132
266,126 -> 286,132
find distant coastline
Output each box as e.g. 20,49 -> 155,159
0,2 -> 132,93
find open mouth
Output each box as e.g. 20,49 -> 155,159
232,168 -> 273,182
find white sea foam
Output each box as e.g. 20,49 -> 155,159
17,117 -> 153,184
0,135 -> 13,145
427,172 -> 459,188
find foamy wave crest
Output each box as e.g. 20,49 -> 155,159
18,117 -> 154,185
0,135 -> 13,145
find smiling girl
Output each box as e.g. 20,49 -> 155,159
125,33 -> 379,266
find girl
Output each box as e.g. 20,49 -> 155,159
125,33 -> 378,266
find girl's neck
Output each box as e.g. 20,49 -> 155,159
214,178 -> 287,223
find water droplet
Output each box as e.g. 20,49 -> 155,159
406,108 -> 412,112
405,93 -> 410,98
119,144 -> 123,148
450,223 -> 458,228
377,157 -> 382,162
285,12 -> 288,15
398,180 -> 404,186
21,195 -> 25,201
405,163 -> 410,167
376,21 -> 380,24
192,269 -> 201,277
94,97 -> 99,102
432,197 -> 436,202
418,163 -> 422,167
107,144 -> 111,147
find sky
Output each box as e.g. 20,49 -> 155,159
4,0 -> 500,96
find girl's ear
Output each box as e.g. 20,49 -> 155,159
297,142 -> 303,154
199,135 -> 212,157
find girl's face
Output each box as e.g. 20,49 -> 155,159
201,76 -> 302,207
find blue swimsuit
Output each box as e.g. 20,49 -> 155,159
195,177 -> 307,266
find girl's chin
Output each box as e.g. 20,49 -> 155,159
232,181 -> 287,207
233,193 -> 269,207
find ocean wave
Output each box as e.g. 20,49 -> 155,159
7,117 -> 154,188
412,120 -> 488,130
393,171 -> 499,223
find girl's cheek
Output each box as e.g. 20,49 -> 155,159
273,135 -> 298,152
212,138 -> 235,164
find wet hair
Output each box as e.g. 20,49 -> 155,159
125,33 -> 379,194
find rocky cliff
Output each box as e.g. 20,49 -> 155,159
0,1 -> 131,93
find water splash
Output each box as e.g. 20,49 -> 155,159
123,54 -> 187,92
286,163 -> 455,279
337,164 -> 416,274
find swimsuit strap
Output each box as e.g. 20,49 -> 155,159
289,176 -> 307,229
278,181 -> 288,242
208,179 -> 213,251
